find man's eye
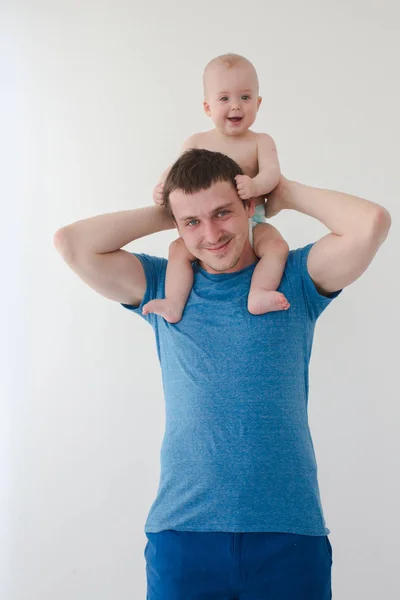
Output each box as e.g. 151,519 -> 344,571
217,210 -> 229,217
186,220 -> 198,227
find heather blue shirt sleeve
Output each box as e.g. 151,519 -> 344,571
120,253 -> 167,326
293,242 -> 342,321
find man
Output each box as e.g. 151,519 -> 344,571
54,149 -> 391,599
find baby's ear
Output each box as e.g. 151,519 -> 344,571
257,96 -> 262,110
203,100 -> 211,117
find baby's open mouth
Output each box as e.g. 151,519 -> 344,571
228,117 -> 243,122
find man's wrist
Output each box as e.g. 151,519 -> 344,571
278,177 -> 295,211
155,204 -> 175,231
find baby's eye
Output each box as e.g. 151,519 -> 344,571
219,96 -> 228,102
242,95 -> 250,100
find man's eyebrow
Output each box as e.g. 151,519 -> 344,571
178,202 -> 236,222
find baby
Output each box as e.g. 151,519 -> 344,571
143,53 -> 290,323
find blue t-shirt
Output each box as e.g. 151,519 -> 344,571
122,243 -> 341,535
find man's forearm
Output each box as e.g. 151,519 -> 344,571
58,205 -> 175,255
281,178 -> 390,239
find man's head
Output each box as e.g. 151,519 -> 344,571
163,149 -> 256,274
202,53 -> 262,136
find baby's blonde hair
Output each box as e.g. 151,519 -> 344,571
203,53 -> 259,96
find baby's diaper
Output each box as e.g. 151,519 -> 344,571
251,203 -> 266,227
248,203 -> 266,247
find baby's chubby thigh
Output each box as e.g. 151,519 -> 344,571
168,237 -> 196,262
252,222 -> 288,257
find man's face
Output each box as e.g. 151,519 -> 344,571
170,180 -> 256,274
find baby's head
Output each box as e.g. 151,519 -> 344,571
203,53 -> 262,136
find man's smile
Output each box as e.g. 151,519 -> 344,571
202,239 -> 232,253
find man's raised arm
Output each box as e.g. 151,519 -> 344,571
54,206 -> 174,306
267,177 -> 391,296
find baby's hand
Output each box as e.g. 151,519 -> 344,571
153,183 -> 165,205
235,175 -> 256,200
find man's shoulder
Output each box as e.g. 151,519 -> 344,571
284,243 -> 343,317
285,243 -> 314,273
120,253 -> 167,316
131,252 -> 168,277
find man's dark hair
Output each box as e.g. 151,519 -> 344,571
162,148 -> 244,216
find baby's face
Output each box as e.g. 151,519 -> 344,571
203,64 -> 261,136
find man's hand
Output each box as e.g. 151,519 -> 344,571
235,174 -> 257,200
153,183 -> 165,205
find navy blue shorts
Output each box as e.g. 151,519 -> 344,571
145,530 -> 333,599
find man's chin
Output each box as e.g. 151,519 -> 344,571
199,252 -> 242,274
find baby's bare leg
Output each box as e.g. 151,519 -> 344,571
142,238 -> 195,323
248,223 -> 290,315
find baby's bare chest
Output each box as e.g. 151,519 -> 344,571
198,136 -> 259,177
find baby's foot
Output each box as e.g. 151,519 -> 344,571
248,290 -> 290,315
142,299 -> 183,323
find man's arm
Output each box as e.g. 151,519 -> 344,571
53,205 -> 175,305
268,177 -> 391,295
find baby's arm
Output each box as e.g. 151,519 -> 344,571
235,134 -> 281,200
153,134 -> 199,205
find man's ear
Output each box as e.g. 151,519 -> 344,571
257,96 -> 262,111
203,100 -> 211,117
245,198 -> 255,219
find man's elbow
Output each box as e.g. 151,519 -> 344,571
369,205 -> 392,246
53,226 -> 76,263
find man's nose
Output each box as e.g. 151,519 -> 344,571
203,221 -> 222,245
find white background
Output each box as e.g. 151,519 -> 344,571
2,1 -> 399,598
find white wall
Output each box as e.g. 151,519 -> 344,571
3,1 -> 399,598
